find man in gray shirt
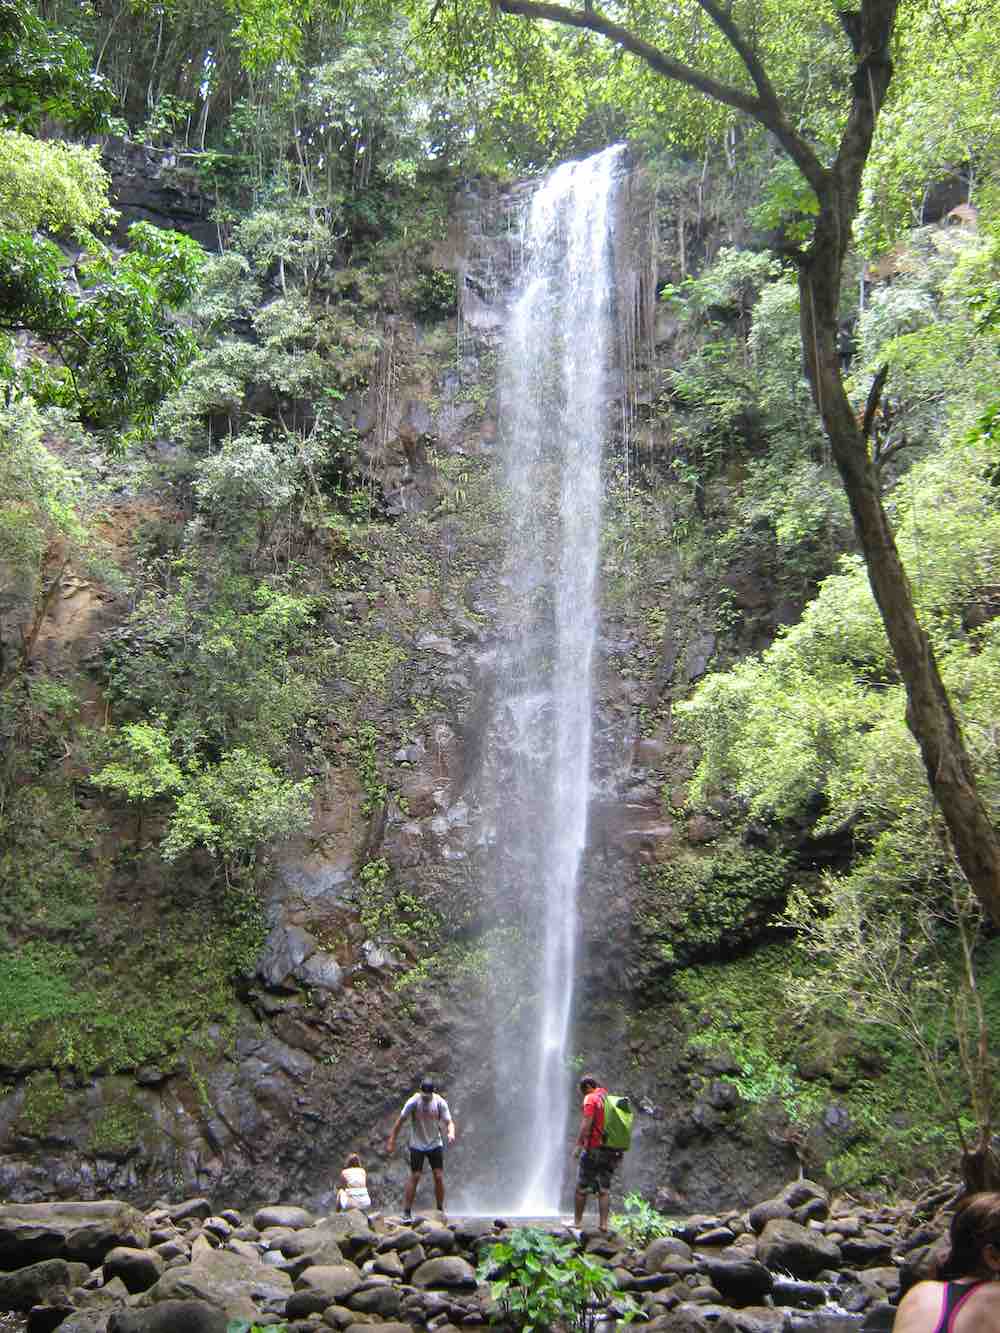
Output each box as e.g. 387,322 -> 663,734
386,1078 -> 456,1220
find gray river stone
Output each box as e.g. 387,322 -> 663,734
347,1284 -> 402,1316
411,1256 -> 477,1289
253,1205 -> 315,1231
137,1248 -> 291,1321
757,1220 -> 842,1279
703,1257 -> 774,1304
772,1279 -> 828,1308
644,1236 -> 694,1269
102,1247 -> 164,1294
291,1263 -> 363,1308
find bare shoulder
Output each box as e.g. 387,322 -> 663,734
892,1281 -> 943,1333
964,1282 -> 1000,1330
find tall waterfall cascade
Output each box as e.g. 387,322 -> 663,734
476,145 -> 627,1215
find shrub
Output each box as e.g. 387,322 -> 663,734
609,1192 -> 677,1248
478,1227 -> 628,1333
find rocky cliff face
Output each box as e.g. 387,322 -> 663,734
1,158 -> 832,1215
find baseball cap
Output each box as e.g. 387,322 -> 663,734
420,1078 -> 435,1093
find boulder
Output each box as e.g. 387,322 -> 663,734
840,1233 -> 894,1266
450,1220 -> 494,1244
139,1247 -> 292,1321
289,1263 -> 363,1310
280,1242 -> 348,1280
779,1181 -> 829,1211
793,1199 -> 830,1226
347,1284 -> 402,1317
644,1237 -> 693,1270
108,1300 -> 229,1332
0,1202 -> 149,1268
701,1259 -> 774,1305
301,1213 -> 375,1258
748,1201 -> 793,1235
322,1305 -> 355,1328
420,1227 -> 456,1253
770,1278 -> 827,1308
373,1250 -> 405,1279
0,1258 -> 75,1311
103,1246 -> 166,1293
756,1219 -> 841,1279
253,1205 -> 315,1231
411,1257 -> 477,1289
376,1228 -> 423,1254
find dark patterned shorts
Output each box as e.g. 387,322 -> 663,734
576,1147 -> 621,1194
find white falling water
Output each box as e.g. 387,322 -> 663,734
485,146 -> 624,1215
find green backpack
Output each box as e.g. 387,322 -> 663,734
601,1093 -> 634,1151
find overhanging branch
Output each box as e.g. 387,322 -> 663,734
494,0 -> 828,193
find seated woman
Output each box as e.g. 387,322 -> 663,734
336,1153 -> 371,1213
893,1193 -> 1000,1333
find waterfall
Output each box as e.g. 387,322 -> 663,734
478,145 -> 624,1216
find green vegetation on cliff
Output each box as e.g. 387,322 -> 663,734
2,0 -> 1000,1201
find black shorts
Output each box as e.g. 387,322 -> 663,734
577,1147 -> 621,1194
410,1146 -> 444,1172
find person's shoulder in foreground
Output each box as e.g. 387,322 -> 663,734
892,1192 -> 1000,1333
893,1279 -> 1000,1333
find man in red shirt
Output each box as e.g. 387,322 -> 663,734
572,1074 -> 620,1231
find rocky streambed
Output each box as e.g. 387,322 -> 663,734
0,1180 -> 949,1333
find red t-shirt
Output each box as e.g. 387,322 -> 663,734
583,1087 -> 608,1149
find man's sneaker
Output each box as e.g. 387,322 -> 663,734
402,1210 -> 412,1221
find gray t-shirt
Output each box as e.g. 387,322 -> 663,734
400,1092 -> 452,1150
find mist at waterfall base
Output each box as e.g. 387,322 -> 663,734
453,147 -> 625,1218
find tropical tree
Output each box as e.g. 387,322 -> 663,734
0,0 -> 114,133
0,402 -> 92,689
431,0 -> 1000,923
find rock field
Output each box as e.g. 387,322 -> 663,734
0,1178 -> 956,1333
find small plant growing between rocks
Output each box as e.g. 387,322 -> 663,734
478,1226 -> 631,1333
609,1192 -> 677,1248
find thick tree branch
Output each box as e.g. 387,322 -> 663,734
693,0 -> 779,110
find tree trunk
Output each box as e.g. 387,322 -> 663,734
490,0 -> 1000,922
799,216 -> 1000,926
